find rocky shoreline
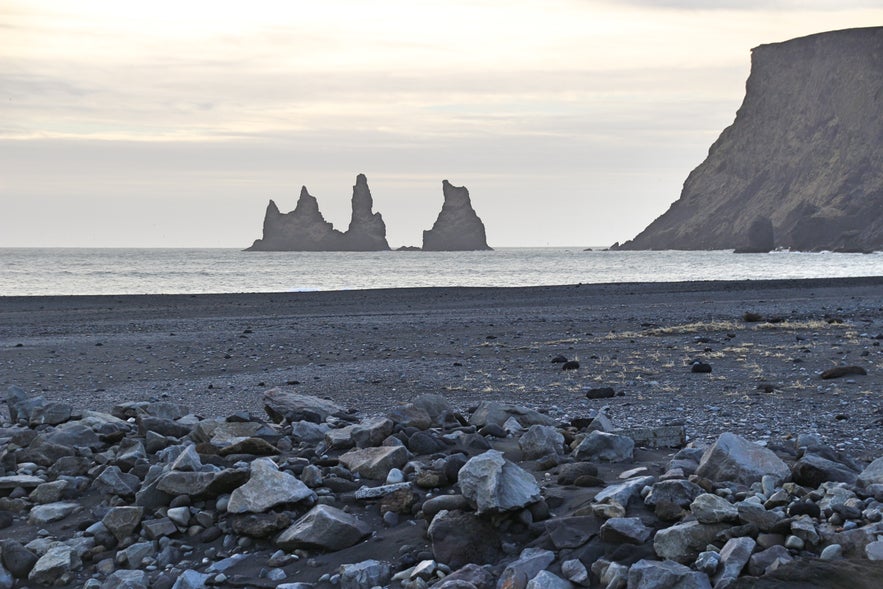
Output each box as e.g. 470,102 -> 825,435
0,278 -> 881,587
3,387 -> 883,588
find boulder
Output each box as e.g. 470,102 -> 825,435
226,457 -> 316,513
695,432 -> 790,486
599,517 -> 653,544
469,401 -> 555,429
627,559 -> 712,589
262,389 -> 346,424
519,425 -> 565,460
572,431 -> 634,462
457,450 -> 541,514
654,521 -> 732,563
427,509 -> 502,568
339,446 -> 410,481
275,505 -> 370,551
690,493 -> 740,524
497,548 -> 556,589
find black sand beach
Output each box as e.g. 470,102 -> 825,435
2,277 -> 881,459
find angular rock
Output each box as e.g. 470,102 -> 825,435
28,545 -> 77,586
102,506 -> 144,542
262,389 -> 345,424
427,509 -> 502,568
695,432 -> 790,486
572,431 -> 634,462
339,559 -> 392,589
792,453 -> 859,487
275,505 -> 370,551
457,450 -> 540,514
469,402 -> 555,429
339,445 -> 410,481
101,570 -> 148,589
714,536 -> 756,587
654,521 -> 732,563
497,548 -> 555,589
857,456 -> 883,488
691,493 -> 740,524
519,425 -> 565,460
526,570 -> 574,589
226,457 -> 315,514
627,559 -> 712,589
592,476 -> 656,509
0,540 -> 38,580
599,517 -> 653,544
351,416 -> 394,449
28,501 -> 80,525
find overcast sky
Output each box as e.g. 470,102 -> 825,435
2,1 -> 881,248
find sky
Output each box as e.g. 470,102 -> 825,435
2,1 -> 881,248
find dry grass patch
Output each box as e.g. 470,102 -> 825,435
643,321 -> 742,336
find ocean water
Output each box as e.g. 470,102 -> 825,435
0,248 -> 881,296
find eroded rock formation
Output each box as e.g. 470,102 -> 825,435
246,174 -> 389,251
617,27 -> 883,252
422,180 -> 492,251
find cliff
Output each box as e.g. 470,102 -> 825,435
246,175 -> 390,251
422,180 -> 492,251
617,27 -> 883,253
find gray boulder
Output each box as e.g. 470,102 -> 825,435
857,456 -> 883,488
262,389 -> 345,424
526,570 -> 574,589
599,517 -> 653,544
695,432 -> 790,485
427,509 -> 502,568
519,425 -> 565,460
469,401 -> 555,429
714,536 -> 756,587
572,431 -> 634,462
690,493 -> 740,524
339,445 -> 410,480
339,559 -> 391,589
457,450 -> 540,514
275,505 -> 370,551
226,457 -> 315,514
654,521 -> 732,563
28,545 -> 78,587
497,548 -> 555,589
627,559 -> 712,589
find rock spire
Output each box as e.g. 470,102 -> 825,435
422,180 -> 492,251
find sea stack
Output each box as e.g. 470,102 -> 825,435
616,27 -> 883,252
422,180 -> 492,251
341,174 -> 390,251
246,175 -> 390,251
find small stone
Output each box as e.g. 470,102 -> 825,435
820,544 -> 843,560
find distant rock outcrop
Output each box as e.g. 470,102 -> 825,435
342,174 -> 390,251
422,180 -> 492,251
617,27 -> 883,252
246,174 -> 389,251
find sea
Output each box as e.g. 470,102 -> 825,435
0,248 -> 881,297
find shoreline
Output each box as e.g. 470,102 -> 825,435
2,276 -> 881,458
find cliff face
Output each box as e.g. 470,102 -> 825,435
422,180 -> 492,251
618,27 -> 883,252
246,175 -> 390,252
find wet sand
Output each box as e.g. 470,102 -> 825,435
2,276 -> 881,459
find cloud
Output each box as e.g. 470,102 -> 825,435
616,0 -> 883,9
